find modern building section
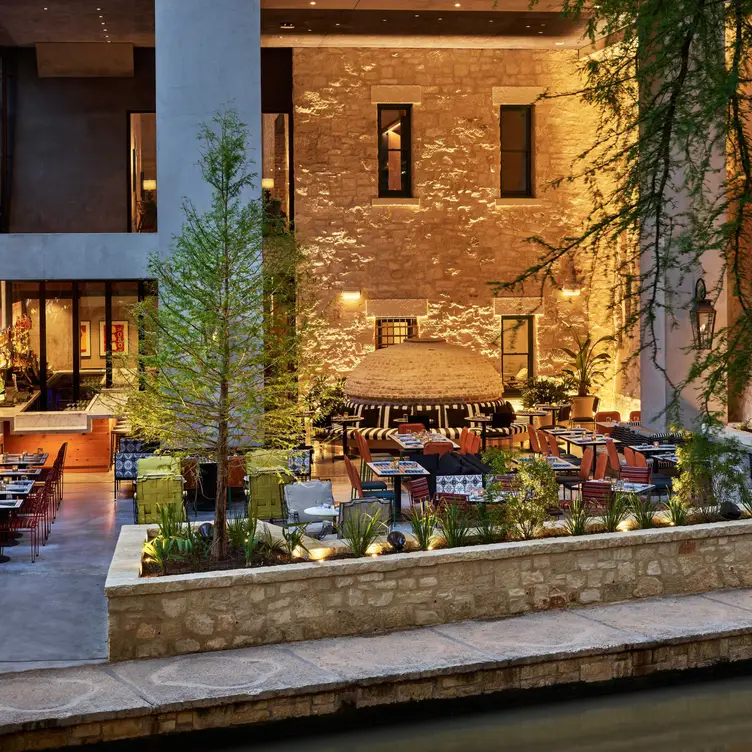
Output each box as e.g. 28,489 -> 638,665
0,0 -> 732,443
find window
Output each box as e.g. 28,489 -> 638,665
378,105 -> 412,197
501,316 -> 534,393
376,318 -> 418,349
500,105 -> 533,198
129,113 -> 158,232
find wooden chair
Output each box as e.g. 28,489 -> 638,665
424,441 -> 453,456
536,427 -> 551,456
458,426 -> 471,452
547,432 -> 561,457
337,498 -> 391,539
593,451 -> 609,481
633,451 -> 649,468
398,423 -> 425,434
435,493 -> 471,513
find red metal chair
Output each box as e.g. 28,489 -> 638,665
634,451 -> 649,468
408,477 -> 431,510
581,481 -> 613,514
629,411 -> 641,422
620,465 -> 652,484
398,423 -> 425,434
424,441 -> 453,456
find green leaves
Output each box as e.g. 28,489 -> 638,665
341,513 -> 388,558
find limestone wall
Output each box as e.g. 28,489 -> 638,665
107,521 -> 752,660
293,47 -> 639,409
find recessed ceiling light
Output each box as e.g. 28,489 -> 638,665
454,2 -> 461,6
525,25 -> 531,28
309,1 -> 315,4
280,22 -> 295,29
101,21 -> 105,24
415,13 -> 419,17
43,6 -> 48,10
103,28 -> 107,31
540,23 -> 546,26
489,19 -> 494,22
335,22 -> 340,26
382,18 -> 387,21
538,31 -> 543,34
438,17 -> 443,21
555,41 -> 565,45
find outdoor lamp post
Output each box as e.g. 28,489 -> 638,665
691,279 -> 716,351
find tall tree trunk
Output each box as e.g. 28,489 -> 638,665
212,406 -> 229,560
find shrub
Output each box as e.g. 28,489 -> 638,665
473,503 -> 507,544
506,459 -> 557,540
626,491 -> 659,529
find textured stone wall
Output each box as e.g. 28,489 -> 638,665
293,47 -> 639,409
108,521 -> 752,660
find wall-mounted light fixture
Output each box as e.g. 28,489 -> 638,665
261,178 -> 275,190
561,286 -> 582,297
142,178 -> 157,192
342,289 -> 362,301
560,256 -> 582,297
691,278 -> 716,351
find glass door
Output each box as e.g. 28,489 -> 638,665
501,316 -> 534,395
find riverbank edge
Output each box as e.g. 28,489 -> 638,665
5,590 -> 752,750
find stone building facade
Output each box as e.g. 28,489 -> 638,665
293,47 -> 639,412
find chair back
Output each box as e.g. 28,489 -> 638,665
606,439 -> 622,475
527,424 -> 541,453
629,410 -> 641,422
343,455 -> 364,496
536,428 -> 550,455
593,451 -> 608,481
547,432 -> 561,458
557,404 -> 572,425
408,477 -> 431,507
458,426 -> 471,453
463,432 -> 481,455
493,473 -> 517,490
620,465 -> 652,484
634,451 -> 649,468
337,498 -> 391,536
284,480 -> 335,523
581,481 -> 612,511
435,493 -> 471,513
353,429 -> 373,463
623,446 -> 636,465
595,411 -> 621,424
424,441 -> 453,456
579,447 -> 595,480
399,423 -> 425,434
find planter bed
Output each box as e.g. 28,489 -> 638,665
106,518 -> 752,661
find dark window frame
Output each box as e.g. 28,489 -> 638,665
499,105 -> 533,198
500,315 -> 535,394
375,317 -> 418,349
377,104 -> 412,198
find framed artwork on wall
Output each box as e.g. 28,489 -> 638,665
99,321 -> 129,357
80,321 -> 91,359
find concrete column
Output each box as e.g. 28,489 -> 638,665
154,0 -> 261,253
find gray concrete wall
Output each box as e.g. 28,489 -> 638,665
155,0 -> 261,251
9,48 -> 155,234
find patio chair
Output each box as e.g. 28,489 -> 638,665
283,480 -> 335,538
581,481 -> 613,515
629,410 -> 641,423
343,455 -> 394,502
424,441 -> 453,456
435,493 -> 471,513
595,411 -> 621,424
460,431 -> 481,456
352,430 -> 389,496
458,426 -> 471,453
606,439 -> 624,476
593,451 -> 609,481
408,477 -> 431,510
620,465 -> 652,484
571,396 -> 600,427
559,447 -> 594,498
628,456 -> 672,496
623,446 -> 636,465
337,498 -> 391,539
527,423 -> 542,454
398,422 -> 426,434
547,431 -> 579,465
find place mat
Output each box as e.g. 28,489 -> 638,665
614,482 -> 651,492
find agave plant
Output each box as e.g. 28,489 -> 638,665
155,503 -> 185,539
602,492 -> 628,533
627,492 -> 659,529
341,513 -> 387,558
438,503 -> 471,548
563,498 -> 590,536
559,329 -> 614,397
281,524 -> 310,560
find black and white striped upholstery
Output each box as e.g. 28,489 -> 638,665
344,400 -> 527,443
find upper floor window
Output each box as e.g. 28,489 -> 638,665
500,105 -> 533,198
376,317 -> 418,349
378,105 -> 412,198
501,316 -> 534,394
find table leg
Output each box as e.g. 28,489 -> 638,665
481,423 -> 488,453
342,424 -> 350,458
393,476 -> 402,524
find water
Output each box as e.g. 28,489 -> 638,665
107,674 -> 752,752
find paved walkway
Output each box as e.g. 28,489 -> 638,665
3,588 -> 752,748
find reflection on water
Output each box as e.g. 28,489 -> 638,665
209,675 -> 752,752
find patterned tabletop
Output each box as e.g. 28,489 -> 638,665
367,461 -> 430,477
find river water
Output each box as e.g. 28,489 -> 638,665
201,675 -> 752,752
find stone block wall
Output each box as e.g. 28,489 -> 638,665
293,47 -> 639,408
107,521 -> 752,660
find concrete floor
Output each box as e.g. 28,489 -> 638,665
0,457 -> 353,675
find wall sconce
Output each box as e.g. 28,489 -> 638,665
261,178 -> 275,191
142,178 -> 157,192
342,289 -> 362,301
691,279 -> 716,351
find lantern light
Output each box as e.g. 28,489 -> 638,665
691,279 -> 716,351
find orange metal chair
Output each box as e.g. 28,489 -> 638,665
606,439 -> 624,476
595,411 -> 621,424
634,451 -> 649,468
593,451 -> 609,481
547,432 -> 561,458
536,427 -> 551,456
424,441 -> 453,456
398,423 -> 425,434
461,432 -> 481,455
559,447 -> 595,498
527,424 -> 542,454
623,446 -> 636,465
629,410 -> 641,422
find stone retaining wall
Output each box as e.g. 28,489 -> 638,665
106,521 -> 752,660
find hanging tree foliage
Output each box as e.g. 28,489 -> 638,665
491,0 -> 752,424
125,109 -> 312,559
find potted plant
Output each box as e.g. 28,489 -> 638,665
559,329 -> 613,417
520,377 -> 571,409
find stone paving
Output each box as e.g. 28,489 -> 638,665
4,588 -> 752,749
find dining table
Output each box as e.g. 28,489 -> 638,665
0,480 -> 36,563
559,433 -> 620,453
515,455 -> 579,472
0,453 -> 48,467
392,432 -> 459,452
367,460 -> 430,523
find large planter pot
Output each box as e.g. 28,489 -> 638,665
106,520 -> 752,661
571,395 -> 598,420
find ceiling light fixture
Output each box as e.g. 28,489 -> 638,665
454,2 -> 461,6
280,22 -> 294,29
555,41 -> 565,45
